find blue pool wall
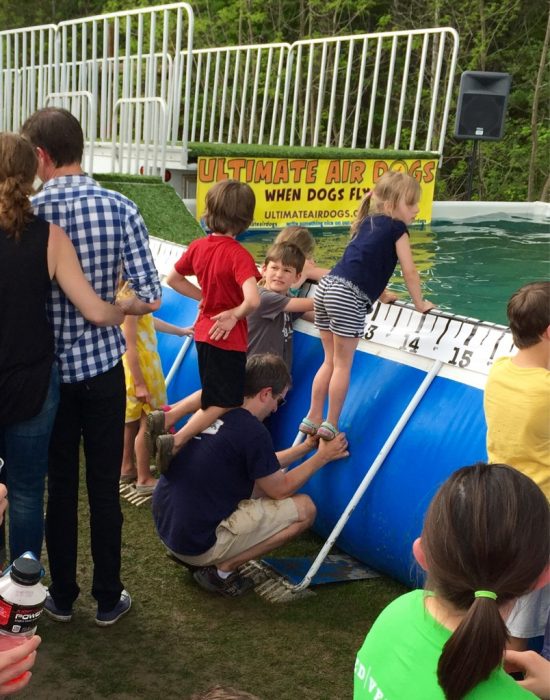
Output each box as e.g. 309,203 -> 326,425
155,287 -> 489,587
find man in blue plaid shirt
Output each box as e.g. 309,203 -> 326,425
22,108 -> 162,626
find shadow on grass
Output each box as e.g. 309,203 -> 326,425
21,470 -> 405,700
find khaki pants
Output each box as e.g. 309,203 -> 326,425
169,497 -> 299,567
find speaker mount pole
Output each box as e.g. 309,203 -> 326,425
465,140 -> 479,200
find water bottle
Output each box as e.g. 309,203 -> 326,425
0,557 -> 46,652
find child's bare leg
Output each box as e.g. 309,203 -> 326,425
304,330 -> 335,426
325,335 -> 360,428
121,420 -> 139,477
156,405 -> 232,474
146,390 -> 204,462
163,390 -> 202,430
172,406 -> 229,451
135,413 -> 157,487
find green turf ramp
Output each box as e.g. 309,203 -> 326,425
95,173 -> 203,245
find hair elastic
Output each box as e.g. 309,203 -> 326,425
474,590 -> 497,600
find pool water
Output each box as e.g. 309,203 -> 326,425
243,218 -> 550,325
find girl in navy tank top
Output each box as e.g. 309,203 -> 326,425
299,171 -> 435,443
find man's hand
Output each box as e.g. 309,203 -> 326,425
504,650 -> 550,699
115,296 -> 161,315
317,432 -> 349,462
303,433 -> 320,452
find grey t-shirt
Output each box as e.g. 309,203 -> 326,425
247,287 -> 301,370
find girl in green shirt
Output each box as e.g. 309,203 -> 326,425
355,462 -> 549,700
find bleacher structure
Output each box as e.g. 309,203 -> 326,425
0,2 -> 459,193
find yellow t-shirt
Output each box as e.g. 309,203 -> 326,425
484,356 -> 550,497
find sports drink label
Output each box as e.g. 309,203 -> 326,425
0,596 -> 43,635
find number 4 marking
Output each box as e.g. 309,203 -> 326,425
399,334 -> 420,353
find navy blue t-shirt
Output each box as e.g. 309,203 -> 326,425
330,215 -> 408,301
152,408 -> 281,555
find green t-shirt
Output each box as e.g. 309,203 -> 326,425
354,590 -> 535,699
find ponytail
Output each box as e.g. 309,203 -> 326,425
0,176 -> 34,239
349,190 -> 371,239
350,171 -> 421,239
438,596 -> 508,700
422,463 -> 550,700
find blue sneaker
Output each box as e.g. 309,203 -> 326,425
44,590 -> 73,623
95,589 -> 132,627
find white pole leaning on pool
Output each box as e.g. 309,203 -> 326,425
288,358 -> 444,594
165,336 -> 194,389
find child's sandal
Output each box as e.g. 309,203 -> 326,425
316,421 -> 338,441
299,417 -> 319,436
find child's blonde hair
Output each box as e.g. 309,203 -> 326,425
0,133 -> 37,239
274,225 -> 315,258
350,171 -> 421,239
203,179 -> 255,235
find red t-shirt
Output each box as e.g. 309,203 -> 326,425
174,235 -> 260,351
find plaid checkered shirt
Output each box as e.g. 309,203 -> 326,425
32,174 -> 162,383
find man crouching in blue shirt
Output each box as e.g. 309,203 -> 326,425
153,353 -> 349,597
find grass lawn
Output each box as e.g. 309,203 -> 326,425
21,472 -> 405,699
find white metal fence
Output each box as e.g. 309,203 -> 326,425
188,43 -> 291,146
281,29 -> 459,154
0,3 -> 459,175
185,28 -> 459,155
0,24 -> 57,132
0,3 -> 194,175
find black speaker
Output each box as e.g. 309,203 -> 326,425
455,71 -> 511,141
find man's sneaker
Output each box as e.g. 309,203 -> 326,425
145,410 -> 166,460
44,590 -> 73,623
156,434 -> 175,475
193,566 -> 255,598
95,589 -> 132,627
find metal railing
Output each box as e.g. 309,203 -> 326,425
0,6 -> 458,175
0,3 -> 193,173
286,29 -> 459,153
183,28 -> 459,155
53,3 -> 194,172
187,43 -> 291,146
0,24 -> 56,132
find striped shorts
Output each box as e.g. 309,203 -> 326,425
314,275 -> 372,338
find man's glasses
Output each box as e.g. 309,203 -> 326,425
276,396 -> 286,408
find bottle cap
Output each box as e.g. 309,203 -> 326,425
10,558 -> 42,585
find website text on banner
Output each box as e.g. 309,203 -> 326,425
196,157 -> 437,229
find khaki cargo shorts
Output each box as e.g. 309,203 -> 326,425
170,497 -> 299,567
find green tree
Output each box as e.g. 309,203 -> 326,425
1,0 -> 547,200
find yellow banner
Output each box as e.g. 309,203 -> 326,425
196,157 -> 437,229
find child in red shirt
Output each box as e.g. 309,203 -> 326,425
154,180 -> 260,472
